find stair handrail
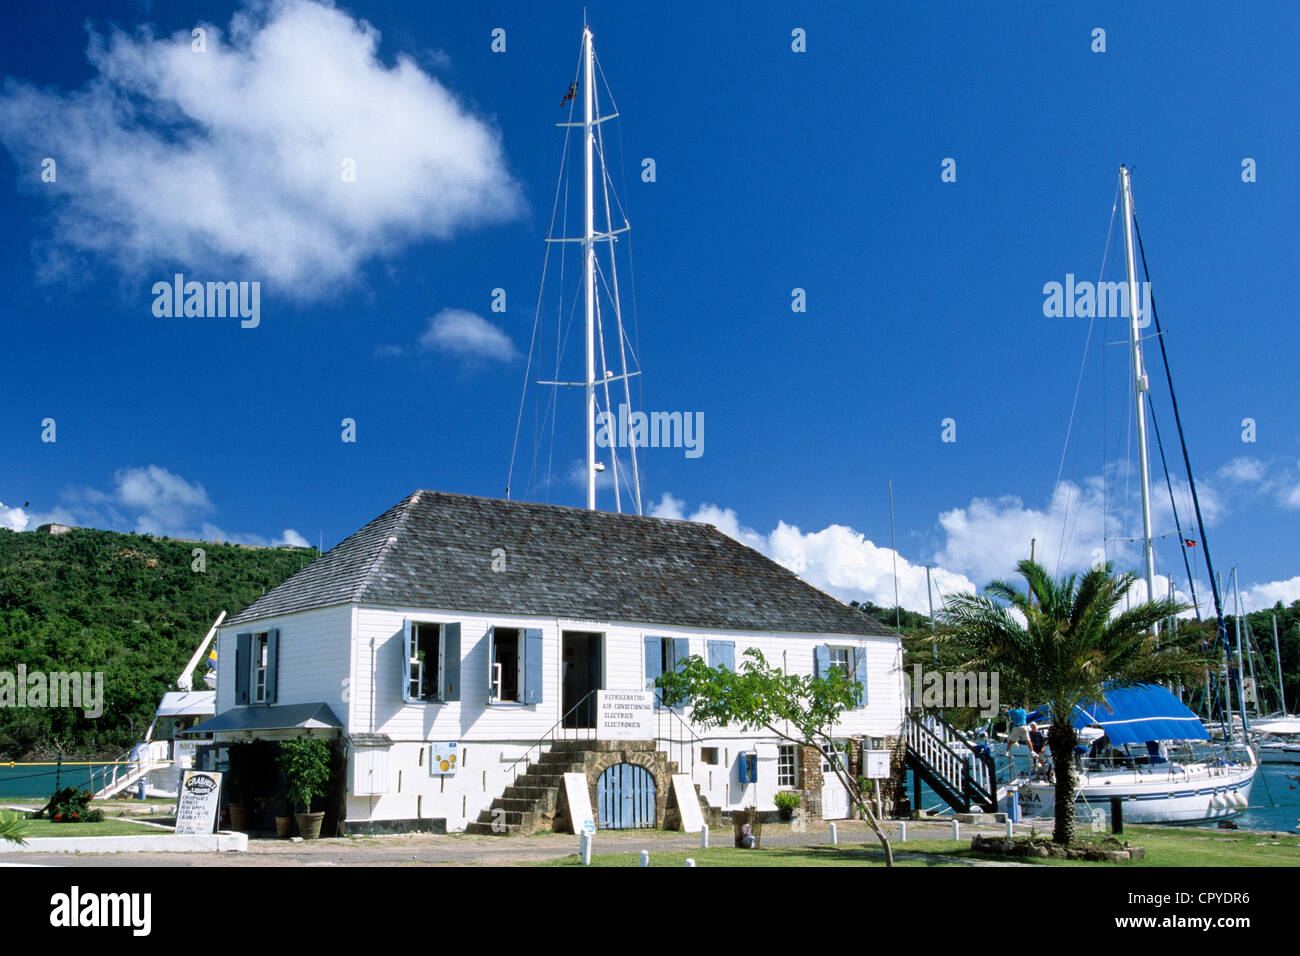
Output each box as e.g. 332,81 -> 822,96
655,703 -> 706,778
905,713 -> 996,807
503,689 -> 599,784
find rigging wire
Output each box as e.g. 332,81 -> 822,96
1131,212 -> 1228,644
1053,179 -> 1120,575
509,38 -> 584,502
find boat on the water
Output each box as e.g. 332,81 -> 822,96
1004,684 -> 1257,824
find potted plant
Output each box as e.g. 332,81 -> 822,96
773,790 -> 800,822
277,737 -> 332,840
272,796 -> 294,838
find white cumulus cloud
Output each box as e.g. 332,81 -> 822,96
420,308 -> 518,363
649,494 -> 976,614
0,0 -> 523,297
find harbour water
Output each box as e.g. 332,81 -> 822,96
905,756 -> 1300,833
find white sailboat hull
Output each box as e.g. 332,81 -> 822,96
1006,761 -> 1257,824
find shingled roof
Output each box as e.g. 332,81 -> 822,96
227,491 -> 895,637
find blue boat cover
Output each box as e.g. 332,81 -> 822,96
1067,684 -> 1210,744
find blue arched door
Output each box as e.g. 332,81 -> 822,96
597,763 -> 656,829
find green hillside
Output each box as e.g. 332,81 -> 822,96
0,526 -> 316,759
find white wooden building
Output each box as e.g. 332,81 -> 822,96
192,490 -> 904,834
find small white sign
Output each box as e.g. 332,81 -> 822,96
864,750 -> 891,779
595,690 -> 655,740
429,741 -> 459,775
175,770 -> 222,835
562,772 -> 595,835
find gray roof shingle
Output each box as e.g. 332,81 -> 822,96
226,490 -> 895,638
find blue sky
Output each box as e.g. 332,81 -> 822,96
1,0 -> 1297,614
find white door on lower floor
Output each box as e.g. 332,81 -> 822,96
821,743 -> 850,820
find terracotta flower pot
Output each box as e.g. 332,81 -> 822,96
275,816 -> 294,838
228,803 -> 252,831
295,811 -> 325,840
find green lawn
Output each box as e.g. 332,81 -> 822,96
1,816 -> 167,840
543,826 -> 1300,867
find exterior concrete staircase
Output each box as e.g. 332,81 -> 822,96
465,739 -> 719,836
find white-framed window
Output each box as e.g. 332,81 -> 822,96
821,738 -> 849,775
411,622 -> 443,702
252,632 -> 269,703
489,627 -> 522,703
777,744 -> 797,787
828,646 -> 851,676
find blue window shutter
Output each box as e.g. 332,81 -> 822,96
401,619 -> 412,702
264,628 -> 280,705
852,647 -> 866,708
644,636 -> 663,704
523,628 -> 543,704
486,626 -> 496,701
814,644 -> 831,679
707,640 -> 735,672
671,638 -> 691,671
443,623 -> 461,702
234,633 -> 251,705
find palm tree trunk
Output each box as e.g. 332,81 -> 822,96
1046,724 -> 1078,844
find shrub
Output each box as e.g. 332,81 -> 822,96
28,787 -> 104,823
277,738 -> 332,813
773,791 -> 801,811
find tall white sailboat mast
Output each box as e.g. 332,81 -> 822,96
582,25 -> 597,510
1119,165 -> 1159,614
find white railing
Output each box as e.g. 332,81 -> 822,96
905,714 -> 995,801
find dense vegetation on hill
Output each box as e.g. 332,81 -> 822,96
0,527 -> 316,758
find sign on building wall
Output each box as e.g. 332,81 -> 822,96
864,750 -> 891,779
430,742 -> 459,775
175,770 -> 222,834
595,690 -> 655,739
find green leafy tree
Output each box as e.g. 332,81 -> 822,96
277,738 -> 332,813
658,648 -> 895,866
936,559 -> 1210,844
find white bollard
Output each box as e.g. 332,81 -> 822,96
1005,818 -> 1014,838
579,831 -> 592,865
951,820 -> 960,840
898,821 -> 907,842
828,822 -> 838,845
700,824 -> 709,849
639,850 -> 650,867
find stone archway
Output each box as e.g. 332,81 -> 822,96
585,744 -> 671,829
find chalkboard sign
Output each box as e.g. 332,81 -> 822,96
175,770 -> 222,835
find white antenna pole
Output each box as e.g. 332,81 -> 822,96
888,479 -> 900,630
1119,166 -> 1158,625
1231,568 -> 1250,734
583,26 -> 598,510
1273,616 -> 1286,715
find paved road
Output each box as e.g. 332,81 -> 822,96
0,819 -> 1028,867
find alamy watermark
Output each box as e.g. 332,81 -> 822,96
0,666 -> 104,718
1042,274 -> 1150,325
152,273 -> 260,328
596,403 -> 704,459
903,664 -> 999,718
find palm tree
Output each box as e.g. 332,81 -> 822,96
937,559 -> 1211,844
0,812 -> 28,846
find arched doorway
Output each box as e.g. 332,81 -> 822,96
597,763 -> 656,829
